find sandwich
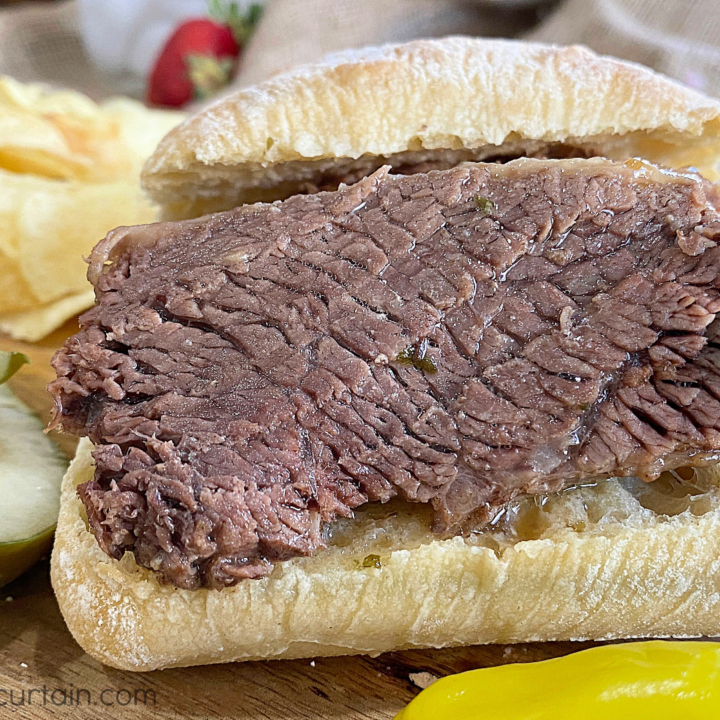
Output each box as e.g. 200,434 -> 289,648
48,37 -> 720,671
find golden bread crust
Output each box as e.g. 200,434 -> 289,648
141,37 -> 720,218
52,439 -> 720,671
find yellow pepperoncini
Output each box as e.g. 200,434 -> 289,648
395,641 -> 720,720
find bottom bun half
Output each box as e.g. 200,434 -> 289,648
52,438 -> 720,672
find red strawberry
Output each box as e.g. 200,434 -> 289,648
147,3 -> 262,108
147,19 -> 239,107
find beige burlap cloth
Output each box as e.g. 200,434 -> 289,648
238,0 -> 720,95
0,0 -> 718,97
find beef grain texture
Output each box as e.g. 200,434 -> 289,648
50,158 -> 720,588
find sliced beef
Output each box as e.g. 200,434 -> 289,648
49,158 -> 720,589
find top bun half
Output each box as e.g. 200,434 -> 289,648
141,37 -> 720,220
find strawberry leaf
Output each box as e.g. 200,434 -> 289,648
207,0 -> 263,45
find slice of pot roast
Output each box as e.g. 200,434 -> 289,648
50,158 -> 720,588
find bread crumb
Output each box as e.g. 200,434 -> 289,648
409,671 -> 439,689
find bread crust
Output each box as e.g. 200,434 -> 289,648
52,439 -> 720,671
141,37 -> 720,218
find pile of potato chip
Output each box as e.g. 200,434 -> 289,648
0,77 -> 183,341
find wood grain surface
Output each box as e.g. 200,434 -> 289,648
0,322 -> 595,719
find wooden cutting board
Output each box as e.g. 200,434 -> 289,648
0,322 -> 594,720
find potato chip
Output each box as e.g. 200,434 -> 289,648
0,109 -> 92,179
0,76 -> 183,182
0,77 -> 183,339
0,255 -> 35,315
18,177 -> 157,304
0,170 -> 158,311
0,290 -> 94,342
100,97 -> 185,174
0,77 -> 117,181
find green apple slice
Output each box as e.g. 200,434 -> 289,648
0,384 -> 67,587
